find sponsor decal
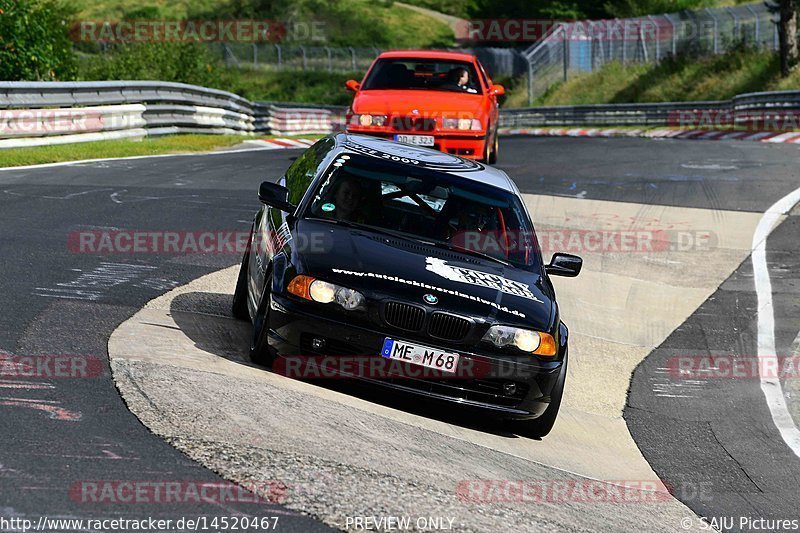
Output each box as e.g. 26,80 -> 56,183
330,267 -> 526,318
342,138 -> 482,172
424,257 -> 543,303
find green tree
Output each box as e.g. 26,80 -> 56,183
0,0 -> 77,80
765,0 -> 799,76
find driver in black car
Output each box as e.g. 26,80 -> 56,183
320,175 -> 381,225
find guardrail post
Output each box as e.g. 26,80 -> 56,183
728,8 -> 739,45
746,5 -> 760,46
349,47 -> 357,71
620,19 -> 628,63
325,47 -> 332,72
667,16 -> 677,56
648,15 -> 660,60
527,61 -> 534,106
706,9 -> 719,54
639,26 -> 648,62
562,26 -> 569,81
253,44 -> 258,67
276,44 -> 282,69
300,46 -> 307,71
773,15 -> 779,50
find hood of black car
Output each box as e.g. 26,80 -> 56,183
293,219 -> 554,330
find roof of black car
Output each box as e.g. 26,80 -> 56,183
333,133 -> 517,193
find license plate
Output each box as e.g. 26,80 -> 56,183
381,337 -> 459,373
394,134 -> 434,147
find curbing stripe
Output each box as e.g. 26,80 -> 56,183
498,127 -> 800,144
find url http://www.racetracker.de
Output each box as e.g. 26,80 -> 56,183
0,515 -> 281,532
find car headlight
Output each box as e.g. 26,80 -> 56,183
350,114 -> 387,127
287,275 -> 365,310
442,118 -> 482,130
481,325 -> 557,356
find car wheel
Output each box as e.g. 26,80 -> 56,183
231,249 -> 251,320
249,270 -> 278,367
488,132 -> 499,164
510,353 -> 567,439
482,131 -> 492,163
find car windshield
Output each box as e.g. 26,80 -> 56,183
361,58 -> 483,94
302,154 -> 539,267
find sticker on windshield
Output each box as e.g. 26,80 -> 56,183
425,257 -> 543,303
342,138 -> 482,172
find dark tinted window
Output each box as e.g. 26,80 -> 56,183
303,154 -> 538,267
285,137 -> 334,205
362,58 -> 482,94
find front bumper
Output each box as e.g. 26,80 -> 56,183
267,294 -> 563,419
345,127 -> 488,159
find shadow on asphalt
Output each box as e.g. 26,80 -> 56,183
169,290 -> 530,441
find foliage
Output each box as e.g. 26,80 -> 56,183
78,42 -> 226,87
535,45 -> 800,106
0,0 -> 77,80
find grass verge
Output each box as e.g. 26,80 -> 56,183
0,134 -> 317,168
535,47 -> 800,106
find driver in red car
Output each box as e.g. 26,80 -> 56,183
443,67 -> 478,94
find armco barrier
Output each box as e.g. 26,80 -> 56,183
501,91 -> 800,130
2,81 -> 800,149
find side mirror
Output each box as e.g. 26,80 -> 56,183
259,181 -> 295,212
345,79 -> 361,92
545,253 -> 582,277
489,84 -> 505,96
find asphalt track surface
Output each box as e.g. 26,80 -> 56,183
1,136 -> 799,531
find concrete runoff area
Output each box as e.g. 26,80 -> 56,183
109,191 -> 768,531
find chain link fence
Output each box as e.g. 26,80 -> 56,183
212,4 -> 781,103
215,43 -> 528,78
523,4 -> 779,104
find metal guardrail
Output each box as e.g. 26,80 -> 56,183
499,101 -> 726,128
0,82 -> 257,148
0,81 -> 253,113
2,81 -> 800,149
501,91 -> 800,129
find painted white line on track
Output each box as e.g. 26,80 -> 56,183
0,144 -> 301,173
753,185 -> 800,458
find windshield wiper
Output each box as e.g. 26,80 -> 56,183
308,218 -> 510,266
418,238 -> 511,266
307,217 -> 421,242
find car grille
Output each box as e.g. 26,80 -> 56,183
391,116 -> 436,132
384,302 -> 426,331
383,302 -> 472,342
428,312 -> 471,341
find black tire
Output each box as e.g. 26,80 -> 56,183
231,250 -> 250,320
488,132 -> 499,164
249,270 -> 277,367
511,353 -> 567,439
482,131 -> 492,163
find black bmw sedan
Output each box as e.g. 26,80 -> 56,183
232,133 -> 581,437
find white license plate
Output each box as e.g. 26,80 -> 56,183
394,134 -> 434,147
381,337 -> 459,373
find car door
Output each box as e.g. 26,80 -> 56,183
248,138 -> 336,306
475,59 -> 500,131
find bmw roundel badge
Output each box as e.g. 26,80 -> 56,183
423,294 -> 439,305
